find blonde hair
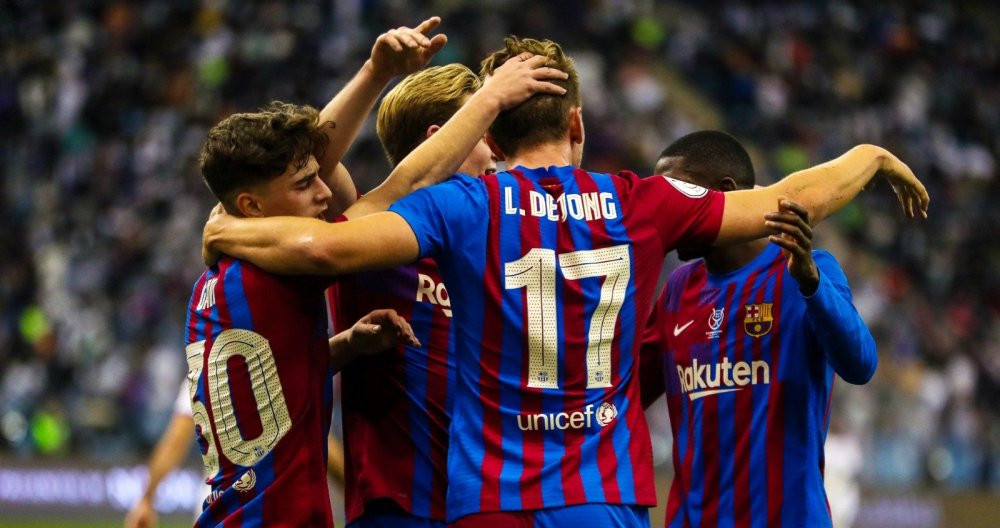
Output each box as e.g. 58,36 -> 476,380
376,64 -> 482,166
480,36 -> 579,157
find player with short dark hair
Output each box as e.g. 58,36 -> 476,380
187,99 -> 419,526
202,37 -> 926,528
640,130 -> 877,528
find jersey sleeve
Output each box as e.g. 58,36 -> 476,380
388,174 -> 486,259
632,174 -> 726,250
803,251 -> 878,384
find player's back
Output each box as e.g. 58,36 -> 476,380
329,259 -> 454,524
389,165 -> 725,521
652,245 -> 844,527
185,256 -> 334,527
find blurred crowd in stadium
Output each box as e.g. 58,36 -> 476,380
1,0 -> 998,493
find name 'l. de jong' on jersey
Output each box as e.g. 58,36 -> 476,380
389,166 -> 725,521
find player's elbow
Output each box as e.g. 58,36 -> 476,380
841,344 -> 878,385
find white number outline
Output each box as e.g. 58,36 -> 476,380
504,244 -> 631,389
186,329 -> 292,471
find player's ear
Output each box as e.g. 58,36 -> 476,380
235,191 -> 266,218
485,132 -> 506,161
425,124 -> 442,138
719,177 -> 738,192
569,106 -> 584,146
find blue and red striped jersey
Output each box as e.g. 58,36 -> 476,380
389,165 -> 725,521
328,258 -> 454,523
185,257 -> 335,527
642,244 -> 877,527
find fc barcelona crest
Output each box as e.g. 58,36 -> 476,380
744,303 -> 773,337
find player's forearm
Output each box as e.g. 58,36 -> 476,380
717,145 -> 893,246
318,61 -> 390,171
328,331 -> 360,373
205,216 -> 339,274
142,415 -> 194,500
770,144 -> 892,225
805,271 -> 878,385
204,212 -> 420,275
345,88 -> 503,217
315,63 -> 390,210
327,436 -> 345,485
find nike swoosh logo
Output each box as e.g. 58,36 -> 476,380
688,388 -> 742,401
673,320 -> 694,336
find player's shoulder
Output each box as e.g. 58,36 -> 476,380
437,172 -> 485,190
214,255 -> 291,288
663,260 -> 706,308
400,172 -> 487,206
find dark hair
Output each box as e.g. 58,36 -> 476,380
199,102 -> 329,210
658,130 -> 755,189
480,36 -> 578,157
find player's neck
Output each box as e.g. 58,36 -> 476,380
505,141 -> 574,170
703,238 -> 771,275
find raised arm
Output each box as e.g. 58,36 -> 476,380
714,144 -> 928,246
316,17 -> 448,214
341,53 -> 568,219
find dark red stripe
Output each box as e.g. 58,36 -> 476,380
479,174 -> 507,512
699,283 -> 735,528
557,175 -> 588,506
732,269 -> 761,528
513,173 -> 545,511
573,171 -> 622,503
764,260 -> 786,527
610,170 -> 663,506
664,265 -> 706,526
420,260 -> 453,520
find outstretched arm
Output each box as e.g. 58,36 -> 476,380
341,53 -> 568,219
316,17 -> 448,215
714,144 -> 928,246
204,211 -> 420,275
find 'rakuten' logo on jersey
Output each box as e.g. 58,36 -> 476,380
516,402 -> 618,431
416,273 -> 451,317
676,358 -> 770,400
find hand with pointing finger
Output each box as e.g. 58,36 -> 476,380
368,17 -> 449,82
